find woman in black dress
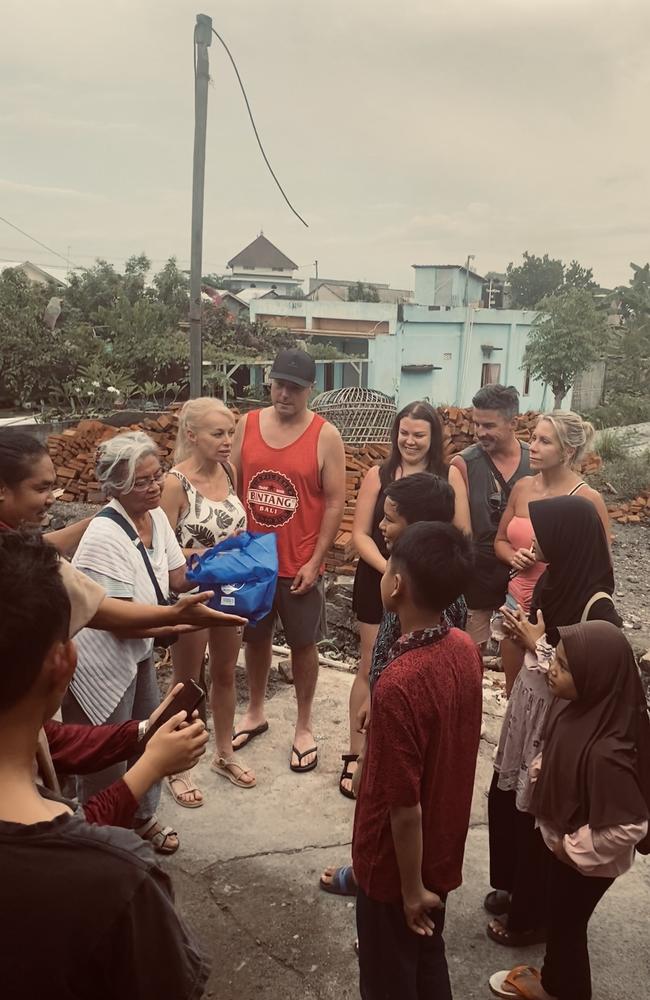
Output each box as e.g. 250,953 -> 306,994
338,400 -> 470,797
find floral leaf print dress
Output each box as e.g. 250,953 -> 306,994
170,464 -> 247,551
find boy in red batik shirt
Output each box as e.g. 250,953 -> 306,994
352,522 -> 482,1000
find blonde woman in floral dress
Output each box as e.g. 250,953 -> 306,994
161,398 -> 254,805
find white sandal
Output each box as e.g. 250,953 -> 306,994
135,816 -> 180,854
210,754 -> 256,788
166,771 -> 204,809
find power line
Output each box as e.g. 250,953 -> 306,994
0,215 -> 77,267
210,28 -> 309,229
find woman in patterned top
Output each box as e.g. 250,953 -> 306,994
161,398 -> 253,803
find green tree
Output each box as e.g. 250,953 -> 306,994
0,269 -> 99,407
152,257 -> 189,319
347,281 -> 380,303
604,262 -> 650,399
523,288 -> 607,408
506,252 -> 565,307
563,260 -> 597,292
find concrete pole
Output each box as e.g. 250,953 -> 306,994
189,14 -> 212,398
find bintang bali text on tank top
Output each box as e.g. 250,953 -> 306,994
241,410 -> 326,579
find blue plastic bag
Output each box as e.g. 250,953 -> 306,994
186,531 -> 278,625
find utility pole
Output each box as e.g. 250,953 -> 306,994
463,253 -> 475,307
314,259 -> 318,280
189,14 -> 212,398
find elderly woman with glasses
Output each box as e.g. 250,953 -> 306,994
62,431 -> 196,855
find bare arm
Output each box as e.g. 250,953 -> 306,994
89,593 -> 246,634
390,804 -> 443,935
291,423 -> 346,594
351,465 -> 386,573
494,480 -> 536,571
448,464 -> 471,536
230,412 -> 248,489
581,485 -> 612,545
44,517 -> 93,556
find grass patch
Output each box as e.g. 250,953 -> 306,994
594,428 -> 630,463
584,395 -> 650,429
589,449 -> 650,501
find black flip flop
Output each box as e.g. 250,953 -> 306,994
486,918 -> 546,947
339,753 -> 359,800
290,744 -> 318,773
484,890 -> 511,915
232,721 -> 269,751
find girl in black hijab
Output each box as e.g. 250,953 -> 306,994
528,495 -> 620,645
490,621 -> 649,1000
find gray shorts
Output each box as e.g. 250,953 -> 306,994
243,577 -> 327,650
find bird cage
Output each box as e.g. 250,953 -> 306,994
311,387 -> 396,445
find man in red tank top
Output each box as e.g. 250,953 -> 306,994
232,349 -> 346,773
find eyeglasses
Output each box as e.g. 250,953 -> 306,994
131,470 -> 166,493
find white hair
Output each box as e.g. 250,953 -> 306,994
175,397 -> 234,462
537,410 -> 595,469
96,431 -> 159,497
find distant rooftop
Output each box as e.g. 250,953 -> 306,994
227,234 -> 298,272
411,263 -> 485,282
0,259 -> 73,286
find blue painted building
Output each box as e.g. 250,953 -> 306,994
249,264 -> 559,410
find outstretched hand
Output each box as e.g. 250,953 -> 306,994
172,591 -> 247,628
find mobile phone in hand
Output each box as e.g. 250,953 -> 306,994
143,680 -> 205,745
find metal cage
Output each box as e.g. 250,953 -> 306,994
311,387 -> 396,445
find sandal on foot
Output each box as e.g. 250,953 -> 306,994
211,754 -> 256,788
339,753 -> 359,800
166,771 -> 203,809
488,966 -> 544,999
231,721 -> 269,751
487,918 -> 546,948
135,816 -> 179,855
319,865 -> 357,897
290,744 -> 318,773
484,890 -> 511,915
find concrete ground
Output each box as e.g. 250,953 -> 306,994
162,663 -> 650,1000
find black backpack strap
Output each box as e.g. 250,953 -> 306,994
482,452 -> 513,500
96,508 -> 167,606
220,461 -> 235,490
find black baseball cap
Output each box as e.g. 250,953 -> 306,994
269,348 -> 316,388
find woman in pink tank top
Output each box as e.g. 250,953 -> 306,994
494,411 -> 610,694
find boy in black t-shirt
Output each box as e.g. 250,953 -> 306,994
0,532 -> 209,1000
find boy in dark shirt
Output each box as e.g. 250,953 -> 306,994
0,532 -> 209,1000
352,522 -> 482,1000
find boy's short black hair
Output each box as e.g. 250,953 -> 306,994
384,472 -> 455,525
390,522 -> 474,612
471,383 -> 520,419
0,531 -> 71,712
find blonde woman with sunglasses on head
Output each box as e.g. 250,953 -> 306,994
160,398 -> 254,805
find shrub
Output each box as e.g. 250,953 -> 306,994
584,395 -> 650,429
593,429 -> 630,463
589,449 -> 650,500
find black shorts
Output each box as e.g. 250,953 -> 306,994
243,577 -> 327,650
352,558 -> 384,625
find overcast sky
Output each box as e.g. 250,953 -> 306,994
1,0 -> 648,290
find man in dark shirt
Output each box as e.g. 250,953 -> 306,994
352,522 -> 482,1000
450,384 -> 531,649
0,531 -> 209,1000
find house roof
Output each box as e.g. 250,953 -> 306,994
227,234 -> 298,272
412,264 -> 485,283
0,259 -> 71,286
